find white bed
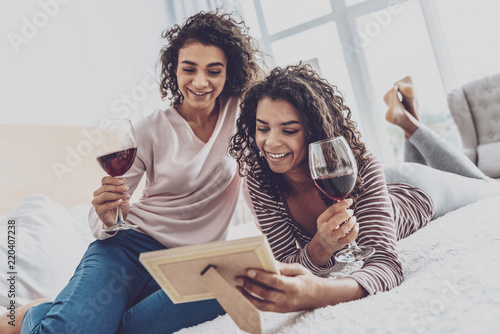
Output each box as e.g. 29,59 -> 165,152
179,196 -> 500,334
1,125 -> 499,333
0,124 -> 104,307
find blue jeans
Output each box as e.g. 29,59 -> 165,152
21,230 -> 225,334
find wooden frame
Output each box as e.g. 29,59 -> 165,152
140,235 -> 278,334
139,235 -> 278,303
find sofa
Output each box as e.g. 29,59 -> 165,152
447,73 -> 500,179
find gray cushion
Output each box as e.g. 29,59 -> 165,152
477,141 -> 500,178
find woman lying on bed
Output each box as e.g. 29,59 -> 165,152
229,65 -> 500,312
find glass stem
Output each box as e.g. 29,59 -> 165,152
347,240 -> 361,251
115,207 -> 124,225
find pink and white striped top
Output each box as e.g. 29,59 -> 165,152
246,151 -> 434,295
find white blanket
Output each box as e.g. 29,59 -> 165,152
177,196 -> 500,334
2,195 -> 499,333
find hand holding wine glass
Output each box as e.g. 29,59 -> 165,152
309,136 -> 375,263
94,118 -> 138,232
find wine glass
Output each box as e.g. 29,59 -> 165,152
309,136 -> 375,263
95,118 -> 138,232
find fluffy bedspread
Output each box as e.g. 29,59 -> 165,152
1,195 -> 499,333
178,196 -> 500,334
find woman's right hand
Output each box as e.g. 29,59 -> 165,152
91,176 -> 131,228
308,198 -> 358,265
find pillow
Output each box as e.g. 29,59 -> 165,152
0,194 -> 94,308
477,142 -> 500,178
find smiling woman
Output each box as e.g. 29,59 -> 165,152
1,10 -> 267,334
255,98 -> 308,175
229,64 -> 499,313
175,42 -> 228,143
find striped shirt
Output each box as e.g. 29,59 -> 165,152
246,151 -> 434,295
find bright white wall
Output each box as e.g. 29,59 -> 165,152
0,0 -> 171,127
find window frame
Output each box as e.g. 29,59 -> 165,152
249,0 -> 457,163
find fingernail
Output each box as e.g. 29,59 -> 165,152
347,198 -> 353,205
346,209 -> 354,216
247,270 -> 256,278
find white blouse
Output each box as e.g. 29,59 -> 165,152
89,96 -> 242,248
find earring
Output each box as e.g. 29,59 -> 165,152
259,151 -> 263,157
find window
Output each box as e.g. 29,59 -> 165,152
345,0 -> 368,6
259,0 -> 332,34
270,22 -> 361,127
240,0 -> 500,163
434,0 -> 500,85
357,0 -> 452,158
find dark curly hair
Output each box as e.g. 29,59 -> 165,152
159,11 -> 265,104
229,63 -> 369,204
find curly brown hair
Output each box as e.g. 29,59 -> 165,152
158,11 -> 265,104
229,63 -> 369,203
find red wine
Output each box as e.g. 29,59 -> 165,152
97,147 -> 137,177
314,171 -> 356,201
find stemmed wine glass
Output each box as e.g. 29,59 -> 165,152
309,136 -> 375,263
95,118 -> 138,232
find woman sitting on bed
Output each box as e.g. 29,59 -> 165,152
1,11 -> 265,334
229,65 -> 499,312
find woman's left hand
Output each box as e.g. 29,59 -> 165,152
235,262 -> 326,313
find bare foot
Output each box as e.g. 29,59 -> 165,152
0,298 -> 50,334
384,86 -> 420,137
395,76 -> 419,120
384,86 -> 405,124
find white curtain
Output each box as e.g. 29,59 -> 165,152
169,0 -> 243,24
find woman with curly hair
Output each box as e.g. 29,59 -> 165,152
6,11 -> 265,334
229,65 -> 499,312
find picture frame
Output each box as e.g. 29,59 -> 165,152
139,235 -> 278,303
